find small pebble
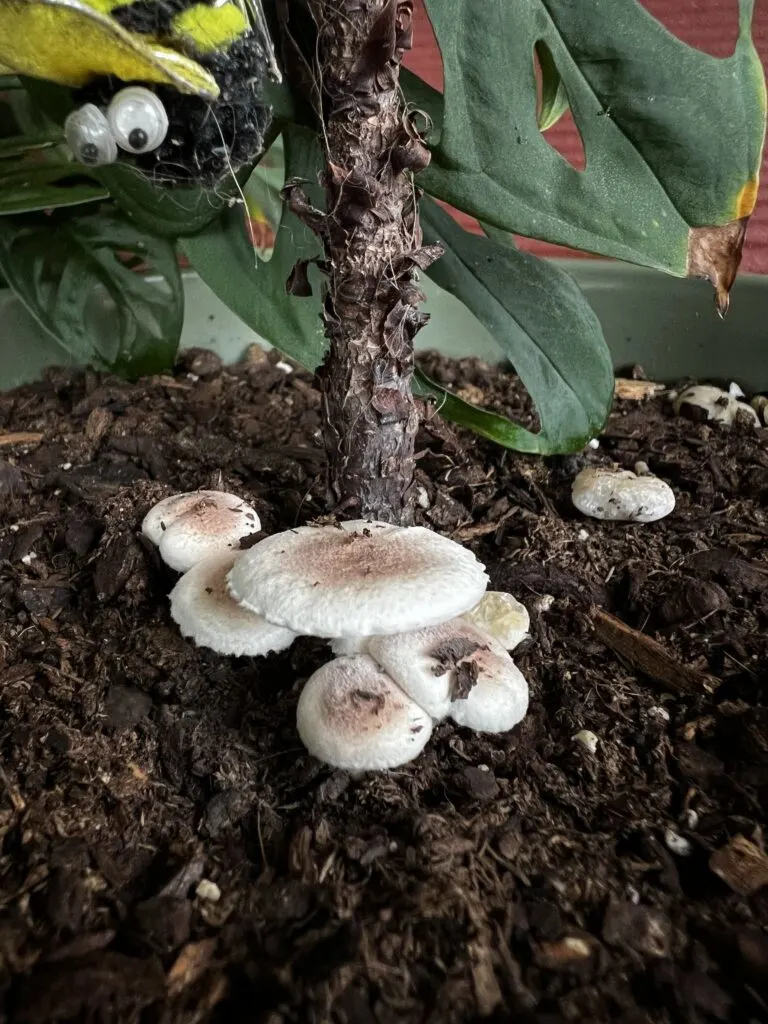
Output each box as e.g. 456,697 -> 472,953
577,528 -> 590,541
60,462 -> 72,471
649,706 -> 671,722
533,594 -> 555,613
572,465 -> 675,523
665,828 -> 693,857
587,438 -> 600,450
275,360 -> 293,374
21,552 -> 37,566
573,730 -> 599,755
195,879 -> 221,903
683,809 -> 699,830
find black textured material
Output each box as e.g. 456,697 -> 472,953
78,0 -> 272,185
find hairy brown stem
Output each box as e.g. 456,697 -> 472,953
299,0 -> 440,524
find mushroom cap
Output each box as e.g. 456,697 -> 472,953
449,656 -> 529,734
142,490 -> 261,572
368,618 -> 529,730
296,655 -> 433,770
462,591 -> 530,650
227,520 -> 488,638
170,552 -> 296,657
571,466 -> 675,523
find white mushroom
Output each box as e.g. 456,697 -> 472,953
368,619 -> 529,732
170,552 -> 296,657
461,591 -> 530,651
673,384 -> 759,428
750,395 -> 768,425
571,466 -> 675,523
296,655 -> 432,770
142,490 -> 261,572
227,520 -> 488,639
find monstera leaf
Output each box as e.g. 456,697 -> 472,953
418,0 -> 766,311
417,200 -> 613,453
0,209 -> 183,376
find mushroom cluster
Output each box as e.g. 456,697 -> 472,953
142,494 -> 531,771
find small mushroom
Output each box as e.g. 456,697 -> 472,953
572,466 -> 675,523
368,619 -> 529,732
227,520 -> 488,639
673,384 -> 759,428
751,395 -> 768,425
142,490 -> 261,572
296,655 -> 433,770
170,552 -> 296,657
462,590 -> 530,650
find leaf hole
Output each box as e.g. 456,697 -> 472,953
533,42 -> 586,172
642,0 -> 739,56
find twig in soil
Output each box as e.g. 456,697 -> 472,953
0,764 -> 25,812
0,431 -> 43,446
614,378 -> 666,401
590,607 -> 721,695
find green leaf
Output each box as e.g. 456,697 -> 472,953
0,210 -> 183,376
420,0 -> 766,278
400,68 -> 443,145
95,163 -> 239,238
419,198 -> 613,454
181,125 -> 326,370
535,41 -> 569,132
244,133 -> 285,244
0,158 -> 106,213
0,130 -> 61,159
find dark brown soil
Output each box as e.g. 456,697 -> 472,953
0,348 -> 767,1024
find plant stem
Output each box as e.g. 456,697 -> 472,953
303,0 -> 439,524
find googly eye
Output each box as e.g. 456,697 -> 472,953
107,87 -> 169,155
63,104 -> 118,167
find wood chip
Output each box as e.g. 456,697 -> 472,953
167,938 -> 217,996
591,607 -> 721,695
709,835 -> 768,897
0,432 -> 43,447
614,378 -> 665,401
0,765 -> 25,813
533,935 -> 595,969
468,932 -> 503,1016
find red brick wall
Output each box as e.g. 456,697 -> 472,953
404,0 -> 768,274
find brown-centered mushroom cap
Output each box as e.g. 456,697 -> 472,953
142,490 -> 261,572
227,520 -> 488,638
296,655 -> 433,770
368,618 -> 529,731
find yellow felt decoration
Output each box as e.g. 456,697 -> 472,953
0,0 -> 220,98
171,2 -> 248,53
